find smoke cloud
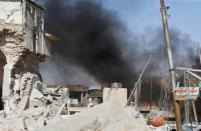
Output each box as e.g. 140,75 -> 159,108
40,0 -> 198,99
40,0 -> 137,87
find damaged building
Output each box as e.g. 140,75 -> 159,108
0,0 -> 56,113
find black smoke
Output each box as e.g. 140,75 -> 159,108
40,0 -> 199,106
42,0 -> 136,87
38,0 -> 201,120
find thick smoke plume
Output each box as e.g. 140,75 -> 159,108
40,0 -> 198,104
41,0 -> 136,87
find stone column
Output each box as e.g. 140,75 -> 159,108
2,64 -> 14,113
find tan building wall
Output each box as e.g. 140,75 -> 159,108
103,87 -> 127,106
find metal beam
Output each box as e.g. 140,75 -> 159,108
176,67 -> 201,73
186,70 -> 201,81
192,101 -> 198,124
126,56 -> 151,107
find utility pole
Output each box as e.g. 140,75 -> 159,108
198,43 -> 201,65
160,0 -> 182,130
150,78 -> 152,110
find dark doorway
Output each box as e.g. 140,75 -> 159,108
33,31 -> 37,53
0,49 -> 6,110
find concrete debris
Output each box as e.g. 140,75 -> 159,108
0,107 -> 53,131
35,101 -> 150,131
103,87 -> 127,106
9,118 -> 26,130
0,110 -> 6,119
0,79 -> 152,131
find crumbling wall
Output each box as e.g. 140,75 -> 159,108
0,0 -> 51,114
1,28 -> 25,64
0,24 -> 44,113
16,72 -> 42,111
0,1 -> 22,25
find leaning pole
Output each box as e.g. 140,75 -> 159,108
160,0 -> 182,130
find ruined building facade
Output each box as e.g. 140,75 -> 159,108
0,0 -> 55,113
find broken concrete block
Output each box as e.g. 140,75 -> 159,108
9,118 -> 25,130
24,118 -> 36,131
0,110 -> 6,119
30,86 -> 43,100
36,117 -> 45,128
103,87 -> 127,106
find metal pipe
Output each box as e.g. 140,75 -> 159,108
176,67 -> 201,73
126,56 -> 151,107
160,0 -> 182,130
192,101 -> 198,124
186,70 -> 201,81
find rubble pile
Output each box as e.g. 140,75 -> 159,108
36,101 -> 150,131
0,107 -> 53,131
0,84 -> 70,131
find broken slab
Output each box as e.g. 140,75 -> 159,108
9,118 -> 25,130
103,87 -> 127,106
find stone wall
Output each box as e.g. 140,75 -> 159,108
0,0 -> 54,114
0,24 -> 45,113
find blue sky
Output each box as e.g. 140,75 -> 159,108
39,0 -> 201,43
103,0 -> 201,43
